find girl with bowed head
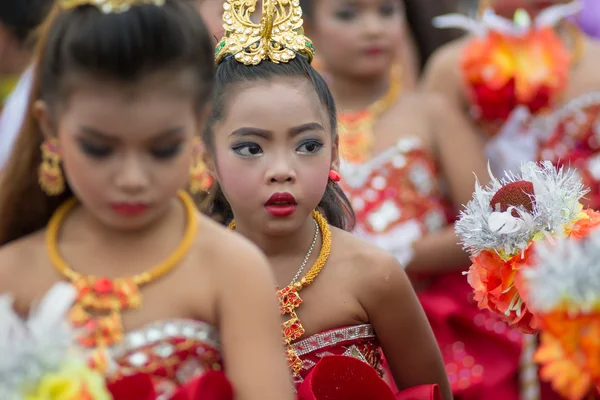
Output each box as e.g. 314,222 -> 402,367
204,0 -> 451,398
0,0 -> 294,399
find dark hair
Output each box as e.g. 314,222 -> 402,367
0,0 -> 215,245
299,0 -> 463,71
202,55 -> 355,231
0,0 -> 54,46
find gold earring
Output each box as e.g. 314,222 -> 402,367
189,138 -> 213,194
38,138 -> 65,196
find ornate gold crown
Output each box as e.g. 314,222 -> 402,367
215,0 -> 315,66
59,0 -> 165,14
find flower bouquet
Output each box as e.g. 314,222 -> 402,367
455,161 -> 600,333
522,230 -> 600,399
433,2 -> 581,135
0,282 -> 233,400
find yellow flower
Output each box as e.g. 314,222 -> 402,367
25,358 -> 111,400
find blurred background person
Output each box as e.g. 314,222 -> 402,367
0,0 -> 53,169
0,0 -> 52,111
422,0 -> 600,193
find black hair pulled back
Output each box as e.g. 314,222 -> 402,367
39,0 -> 215,109
202,54 -> 355,231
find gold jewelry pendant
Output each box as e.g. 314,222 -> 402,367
69,276 -> 142,347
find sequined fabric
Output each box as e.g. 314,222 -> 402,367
291,324 -> 381,389
537,92 -> 600,210
102,319 -> 222,399
338,137 -> 523,398
340,138 -> 450,239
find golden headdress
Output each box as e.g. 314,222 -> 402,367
215,0 -> 315,66
59,0 -> 165,14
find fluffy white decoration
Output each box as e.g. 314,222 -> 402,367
433,0 -> 582,36
455,161 -> 587,257
524,230 -> 600,314
0,283 -> 76,400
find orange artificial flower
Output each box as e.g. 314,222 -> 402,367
535,311 -> 600,400
468,249 -> 538,333
570,209 -> 600,239
462,27 -> 570,126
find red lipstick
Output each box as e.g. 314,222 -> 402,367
264,192 -> 297,217
365,47 -> 384,56
111,203 -> 148,216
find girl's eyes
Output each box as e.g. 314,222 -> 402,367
150,144 -> 182,159
78,142 -> 112,158
232,143 -> 263,157
78,141 -> 183,160
296,140 -> 324,154
231,140 -> 324,157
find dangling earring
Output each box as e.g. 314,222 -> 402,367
328,169 -> 340,186
189,137 -> 213,194
38,138 -> 65,196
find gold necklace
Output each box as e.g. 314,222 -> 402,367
337,65 -> 402,163
47,190 -> 198,348
228,210 -> 331,375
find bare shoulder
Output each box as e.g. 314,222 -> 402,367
0,231 -> 47,302
423,37 -> 468,76
330,228 -> 407,294
192,214 -> 270,278
421,37 -> 470,96
404,91 -> 453,114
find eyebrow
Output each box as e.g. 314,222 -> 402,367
229,122 -> 325,139
79,126 -> 185,141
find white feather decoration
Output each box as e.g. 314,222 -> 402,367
0,282 -> 76,400
523,230 -> 600,315
455,161 -> 587,257
433,0 -> 581,37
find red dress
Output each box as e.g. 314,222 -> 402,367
102,319 -> 224,398
291,324 -> 382,389
339,137 -> 523,399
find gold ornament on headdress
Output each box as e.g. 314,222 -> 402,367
59,0 -> 165,14
215,0 -> 315,66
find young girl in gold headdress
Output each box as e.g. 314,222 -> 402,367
203,0 -> 452,398
0,1 -> 294,399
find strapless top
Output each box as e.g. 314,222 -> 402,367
101,319 -> 222,398
339,137 -> 452,266
291,324 -> 381,389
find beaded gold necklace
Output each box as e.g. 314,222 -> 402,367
228,210 -> 331,375
337,66 -> 402,164
47,190 -> 198,347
